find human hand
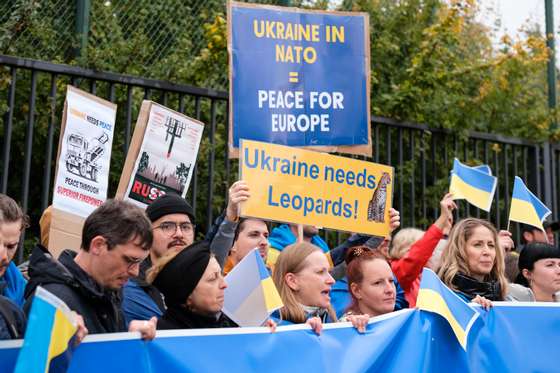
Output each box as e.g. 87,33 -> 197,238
346,314 -> 369,334
128,316 -> 157,341
226,180 -> 250,222
498,230 -> 514,252
306,316 -> 323,335
472,295 -> 492,311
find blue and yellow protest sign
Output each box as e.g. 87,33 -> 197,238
239,140 -> 393,236
228,2 -> 371,156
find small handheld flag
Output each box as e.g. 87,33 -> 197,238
223,249 -> 283,327
416,268 -> 479,350
449,158 -> 497,211
15,287 -> 78,373
508,176 -> 551,232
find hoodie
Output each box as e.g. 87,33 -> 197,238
24,245 -> 126,334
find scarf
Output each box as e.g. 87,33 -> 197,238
452,273 -> 502,301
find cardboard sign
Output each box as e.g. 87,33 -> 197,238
116,101 -> 204,207
228,2 -> 371,157
49,86 -> 117,256
239,140 -> 393,236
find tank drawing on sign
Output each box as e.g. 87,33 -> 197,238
367,172 -> 391,223
65,132 -> 109,182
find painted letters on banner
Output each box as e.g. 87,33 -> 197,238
52,86 -> 117,218
124,104 -> 204,207
228,2 -> 371,156
240,140 -> 393,236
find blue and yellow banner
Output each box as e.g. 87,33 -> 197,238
509,176 -> 551,231
14,287 -> 78,373
228,1 -> 371,156
449,158 -> 497,211
1,304 -> 559,372
239,139 -> 394,237
416,268 -> 479,349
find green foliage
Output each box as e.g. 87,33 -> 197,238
1,0 -> 559,254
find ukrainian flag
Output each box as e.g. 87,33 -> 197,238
15,287 -> 78,373
449,158 -> 497,211
508,176 -> 551,231
223,249 -> 283,327
416,268 -> 479,350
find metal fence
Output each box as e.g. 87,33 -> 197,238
1,55 -> 559,262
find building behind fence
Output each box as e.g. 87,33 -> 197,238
1,54 -> 559,263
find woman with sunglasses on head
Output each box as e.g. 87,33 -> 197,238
438,218 -> 508,308
506,242 -> 560,302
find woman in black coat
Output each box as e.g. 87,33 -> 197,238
149,241 -> 238,329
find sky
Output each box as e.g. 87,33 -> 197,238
477,0 -> 557,39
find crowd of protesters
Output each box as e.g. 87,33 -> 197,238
0,179 -> 558,344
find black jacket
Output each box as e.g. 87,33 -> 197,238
157,305 -> 238,330
24,245 -> 126,334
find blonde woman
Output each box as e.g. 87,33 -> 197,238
272,242 -> 336,334
438,218 -> 508,308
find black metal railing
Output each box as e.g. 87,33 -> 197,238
1,55 -> 558,262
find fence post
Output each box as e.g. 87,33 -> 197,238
76,0 -> 91,58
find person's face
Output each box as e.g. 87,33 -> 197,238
524,229 -> 549,244
0,233 -> 8,278
231,219 -> 269,264
465,225 -> 496,281
525,258 -> 560,297
302,225 -> 319,237
91,236 -> 149,290
287,251 -> 335,309
351,259 -> 396,317
151,214 -> 194,259
1,220 -> 22,262
187,257 -> 227,315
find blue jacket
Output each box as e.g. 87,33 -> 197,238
122,279 -> 164,325
268,224 -> 330,253
0,261 -> 27,308
330,276 -> 409,318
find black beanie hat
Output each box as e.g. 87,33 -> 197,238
146,193 -> 195,224
153,240 -> 211,307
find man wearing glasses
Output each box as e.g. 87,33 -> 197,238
24,199 -> 156,339
122,193 -> 196,324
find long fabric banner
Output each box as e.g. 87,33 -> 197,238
0,304 -> 558,372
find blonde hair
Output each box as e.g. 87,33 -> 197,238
390,228 -> 424,259
272,242 -> 336,323
437,218 -> 508,299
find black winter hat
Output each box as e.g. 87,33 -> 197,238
152,240 -> 211,307
146,193 -> 195,224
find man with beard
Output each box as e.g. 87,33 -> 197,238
122,193 -> 195,324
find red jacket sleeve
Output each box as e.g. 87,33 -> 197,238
391,224 -> 443,291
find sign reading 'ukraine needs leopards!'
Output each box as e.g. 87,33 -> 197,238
228,2 -> 371,155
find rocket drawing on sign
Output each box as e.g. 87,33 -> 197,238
165,116 -> 186,158
367,172 -> 391,223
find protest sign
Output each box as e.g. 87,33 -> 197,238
49,86 -> 117,256
116,101 -> 204,207
239,140 -> 393,236
228,2 -> 371,157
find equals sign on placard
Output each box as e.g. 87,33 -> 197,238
289,72 -> 298,83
